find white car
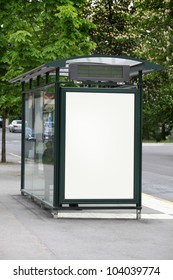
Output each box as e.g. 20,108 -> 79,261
9,120 -> 22,133
0,116 -> 2,128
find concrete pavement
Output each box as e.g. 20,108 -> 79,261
0,154 -> 173,260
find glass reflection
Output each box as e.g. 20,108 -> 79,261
24,87 -> 55,205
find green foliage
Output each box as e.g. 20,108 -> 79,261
131,0 -> 173,141
142,72 -> 173,140
0,0 -> 96,119
1,0 -> 96,82
90,0 -> 137,55
88,0 -> 173,141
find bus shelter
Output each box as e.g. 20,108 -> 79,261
9,55 -> 162,218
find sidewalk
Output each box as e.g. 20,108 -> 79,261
0,156 -> 173,260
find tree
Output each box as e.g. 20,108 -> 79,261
0,0 -> 96,162
0,84 -> 21,162
142,73 -> 173,140
131,0 -> 173,140
0,1 -> 23,162
2,0 -> 96,81
89,0 -> 173,140
90,0 -> 138,56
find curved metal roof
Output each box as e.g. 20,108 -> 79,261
9,55 -> 163,83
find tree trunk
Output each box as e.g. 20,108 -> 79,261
161,123 -> 166,141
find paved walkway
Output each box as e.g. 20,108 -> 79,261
0,156 -> 173,259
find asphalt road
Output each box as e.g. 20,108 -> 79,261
142,143 -> 173,202
0,129 -> 21,159
1,129 -> 173,203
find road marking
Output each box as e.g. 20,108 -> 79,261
142,214 -> 173,219
9,153 -> 21,158
142,193 -> 173,215
8,153 -> 21,163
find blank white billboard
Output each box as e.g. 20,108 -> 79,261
65,91 -> 135,199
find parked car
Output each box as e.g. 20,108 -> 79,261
0,116 -> 2,128
9,120 -> 22,133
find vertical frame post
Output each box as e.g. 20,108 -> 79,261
46,72 -> 49,85
21,82 -> 25,192
53,68 -> 61,208
37,75 -> 40,87
136,70 -> 143,212
29,78 -> 32,90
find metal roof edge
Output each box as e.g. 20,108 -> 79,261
46,54 -> 144,66
9,64 -> 46,83
46,54 -> 163,69
9,55 -> 163,83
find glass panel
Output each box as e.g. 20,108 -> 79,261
24,86 -> 55,205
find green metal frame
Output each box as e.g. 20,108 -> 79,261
21,82 -> 25,192
53,86 -> 142,210
20,82 -> 142,210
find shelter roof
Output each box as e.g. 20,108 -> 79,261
9,55 -> 163,83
